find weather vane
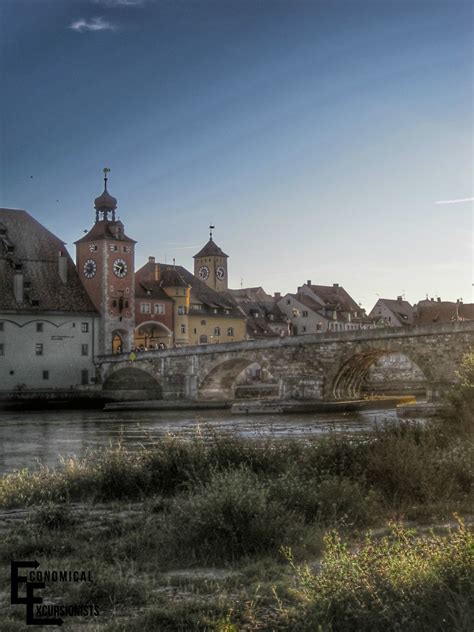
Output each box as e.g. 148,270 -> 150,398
209,223 -> 215,240
103,167 -> 111,190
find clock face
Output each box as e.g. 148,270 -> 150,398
198,265 -> 210,280
216,265 -> 226,280
83,259 -> 97,279
113,258 -> 128,278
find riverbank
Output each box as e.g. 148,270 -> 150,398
103,394 -> 417,413
1,414 -> 472,630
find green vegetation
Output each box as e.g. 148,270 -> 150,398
1,354 -> 473,630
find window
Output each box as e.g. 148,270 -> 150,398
124,301 -> 129,308
286,299 -> 291,305
0,343 -> 4,356
154,303 -> 164,315
193,328 -> 197,334
0,322 -> 3,331
302,311 -> 308,318
35,343 -> 43,355
177,305 -> 186,315
81,344 -> 89,356
36,322 -> 43,332
42,370 -> 49,380
302,326 -> 307,333
214,327 -> 221,336
292,308 -> 299,317
81,322 -> 89,333
227,327 -> 234,337
110,244 -> 118,251
201,320 -> 206,326
140,303 -> 151,314
316,323 -> 322,331
122,246 -> 127,252
180,324 -> 186,334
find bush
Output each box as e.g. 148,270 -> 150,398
286,517 -> 474,631
157,467 -> 302,565
286,522 -> 474,632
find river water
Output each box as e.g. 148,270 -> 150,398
0,407 -> 405,476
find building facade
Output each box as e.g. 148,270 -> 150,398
135,257 -> 247,347
0,208 -> 99,390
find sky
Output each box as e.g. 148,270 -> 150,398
1,0 -> 472,311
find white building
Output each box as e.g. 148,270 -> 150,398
368,297 -> 413,327
0,209 -> 99,391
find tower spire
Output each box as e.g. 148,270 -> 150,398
94,167 -> 117,222
209,223 -> 215,241
103,167 -> 111,191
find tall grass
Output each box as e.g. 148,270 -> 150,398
285,517 -> 474,631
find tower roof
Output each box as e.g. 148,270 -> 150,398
193,239 -> 228,258
94,188 -> 117,211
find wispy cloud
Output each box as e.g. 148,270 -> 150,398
435,197 -> 474,205
70,17 -> 116,32
92,0 -> 145,6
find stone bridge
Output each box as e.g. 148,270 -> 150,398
97,322 -> 474,402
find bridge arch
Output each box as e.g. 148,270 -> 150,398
332,348 -> 428,400
134,321 -> 173,349
199,356 -> 276,400
103,366 -> 162,397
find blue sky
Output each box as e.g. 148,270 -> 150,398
1,0 -> 472,310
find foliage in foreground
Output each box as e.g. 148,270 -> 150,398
283,517 -> 474,632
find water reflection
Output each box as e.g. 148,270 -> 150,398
0,408 -> 400,476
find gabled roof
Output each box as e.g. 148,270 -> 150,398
414,302 -> 474,325
0,208 -> 97,314
136,281 -> 173,301
375,298 -> 414,325
193,239 -> 228,258
308,284 -> 361,313
227,287 -> 274,302
75,220 -> 136,244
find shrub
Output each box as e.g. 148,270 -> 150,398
157,467 -> 302,565
286,517 -> 474,631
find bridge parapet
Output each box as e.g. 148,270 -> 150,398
97,322 -> 474,402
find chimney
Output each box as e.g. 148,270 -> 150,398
397,295 -> 403,303
333,283 -> 339,288
307,280 -> 311,286
58,251 -> 67,284
437,297 -> 441,303
14,266 -> 24,303
274,292 -> 281,300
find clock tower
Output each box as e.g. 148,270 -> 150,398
75,169 -> 136,355
193,226 -> 228,292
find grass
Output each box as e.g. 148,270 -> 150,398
1,354 -> 473,629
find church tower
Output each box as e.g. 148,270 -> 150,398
193,226 -> 228,292
75,169 -> 136,355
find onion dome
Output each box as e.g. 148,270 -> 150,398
94,188 -> 117,211
94,167 -> 117,212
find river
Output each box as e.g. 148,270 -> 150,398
0,407 -> 407,476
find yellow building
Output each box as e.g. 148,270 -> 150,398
135,257 -> 247,347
